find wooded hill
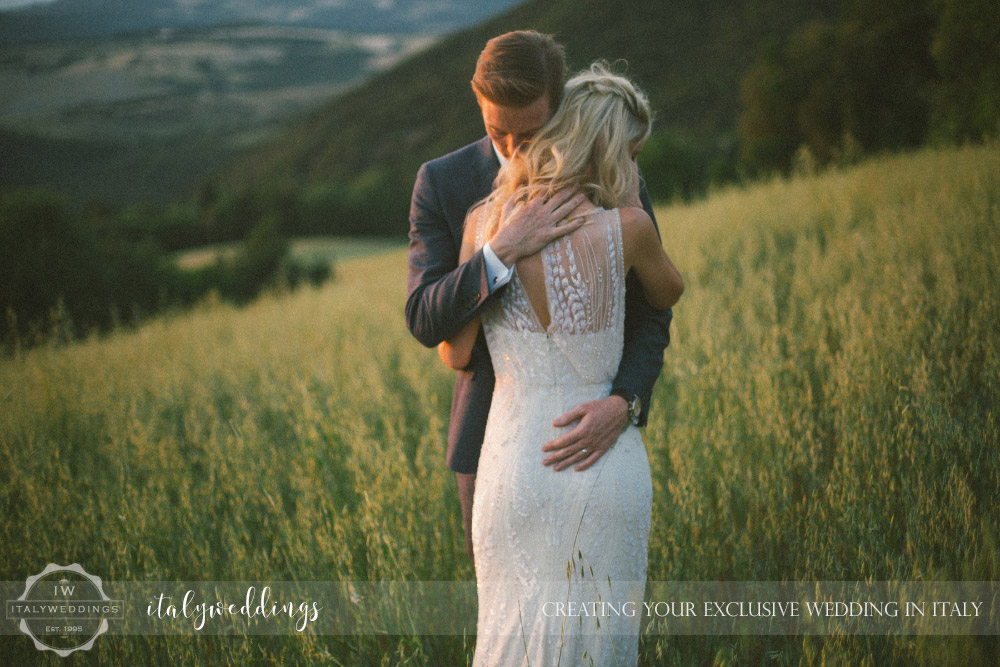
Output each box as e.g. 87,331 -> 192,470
205,0 -> 848,236
200,0 -> 999,238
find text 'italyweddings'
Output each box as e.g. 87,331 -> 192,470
146,586 -> 321,631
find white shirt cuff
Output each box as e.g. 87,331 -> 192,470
483,242 -> 514,293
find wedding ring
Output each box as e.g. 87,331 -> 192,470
581,448 -> 589,455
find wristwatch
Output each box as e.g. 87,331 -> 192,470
611,389 -> 641,426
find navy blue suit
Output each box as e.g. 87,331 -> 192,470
406,136 -> 671,474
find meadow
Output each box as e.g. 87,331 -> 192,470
1,142 -> 997,664
174,236 -> 406,271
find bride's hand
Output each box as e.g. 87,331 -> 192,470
541,395 -> 630,471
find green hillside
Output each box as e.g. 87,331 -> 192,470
202,0 -> 1000,239
2,143 -> 997,664
210,0 -> 846,231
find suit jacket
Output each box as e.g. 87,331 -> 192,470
406,136 -> 672,474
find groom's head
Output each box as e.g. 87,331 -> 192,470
472,30 -> 567,160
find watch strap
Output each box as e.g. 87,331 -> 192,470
610,389 -> 641,426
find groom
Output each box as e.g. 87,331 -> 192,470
405,30 -> 672,562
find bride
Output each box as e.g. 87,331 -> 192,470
439,62 -> 683,666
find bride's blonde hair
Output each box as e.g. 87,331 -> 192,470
482,61 -> 653,238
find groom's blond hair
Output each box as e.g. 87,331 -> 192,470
472,30 -> 566,110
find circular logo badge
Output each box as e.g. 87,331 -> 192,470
8,563 -> 121,657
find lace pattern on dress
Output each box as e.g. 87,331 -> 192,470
472,204 -> 626,387
467,201 -> 649,667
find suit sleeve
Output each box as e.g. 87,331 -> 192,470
611,174 -> 673,426
405,161 -> 494,348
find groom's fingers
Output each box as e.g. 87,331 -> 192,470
547,441 -> 598,471
500,193 -> 520,217
541,429 -> 578,457
547,439 -> 606,472
543,403 -> 600,470
550,404 -> 586,430
557,448 -> 601,472
541,421 -> 584,468
543,396 -> 627,470
544,187 -> 579,212
493,188 -> 588,262
549,190 -> 587,222
574,450 -> 604,472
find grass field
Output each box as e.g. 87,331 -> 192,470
174,236 -> 406,270
1,143 -> 998,664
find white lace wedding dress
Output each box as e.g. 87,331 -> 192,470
470,205 -> 652,666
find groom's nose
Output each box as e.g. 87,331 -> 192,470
501,135 -> 519,159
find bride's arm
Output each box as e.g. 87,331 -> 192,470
437,212 -> 483,370
621,207 -> 684,310
438,316 -> 479,369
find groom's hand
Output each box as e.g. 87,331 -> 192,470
490,188 -> 588,266
541,396 -> 630,471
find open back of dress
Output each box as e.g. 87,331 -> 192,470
469,204 -> 652,666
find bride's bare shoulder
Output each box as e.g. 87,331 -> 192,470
617,206 -> 656,246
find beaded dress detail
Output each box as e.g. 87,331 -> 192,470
470,204 -> 652,666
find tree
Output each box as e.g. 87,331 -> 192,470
737,2 -> 936,173
929,0 -> 1000,141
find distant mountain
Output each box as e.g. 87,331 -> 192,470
0,0 -> 523,205
0,26 -> 437,204
0,0 -> 523,44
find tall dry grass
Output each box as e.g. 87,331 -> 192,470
1,143 -> 997,664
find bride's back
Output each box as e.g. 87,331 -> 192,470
472,204 -> 626,386
515,209 -> 623,335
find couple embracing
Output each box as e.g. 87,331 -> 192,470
405,30 -> 683,665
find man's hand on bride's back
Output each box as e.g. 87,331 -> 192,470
489,188 -> 588,266
541,396 -> 630,472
